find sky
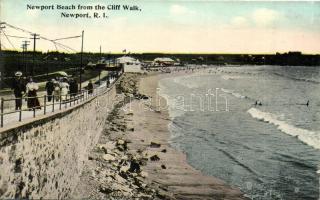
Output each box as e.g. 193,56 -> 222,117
1,0 -> 320,54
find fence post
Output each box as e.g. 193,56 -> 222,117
33,107 -> 35,118
59,95 -> 62,110
65,95 -> 67,109
44,95 -> 47,115
1,98 -> 4,127
19,103 -> 22,122
52,95 -> 55,112
82,91 -> 84,102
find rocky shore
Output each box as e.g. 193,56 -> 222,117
72,73 -> 171,199
72,73 -> 247,199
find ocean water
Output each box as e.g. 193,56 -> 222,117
159,65 -> 320,200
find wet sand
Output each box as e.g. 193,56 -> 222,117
124,73 -> 246,199
72,72 -> 247,199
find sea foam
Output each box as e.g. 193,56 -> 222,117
221,88 -> 247,99
248,108 -> 320,150
158,79 -> 185,119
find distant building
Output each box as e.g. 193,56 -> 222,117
86,61 -> 96,70
116,56 -> 142,73
153,57 -> 175,66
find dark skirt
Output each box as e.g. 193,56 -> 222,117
27,90 -> 41,109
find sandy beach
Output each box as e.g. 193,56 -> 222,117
129,73 -> 246,199
71,72 -> 247,199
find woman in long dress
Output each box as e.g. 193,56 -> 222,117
26,78 -> 41,110
53,79 -> 61,101
60,78 -> 70,101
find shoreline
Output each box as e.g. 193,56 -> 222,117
72,72 -> 247,199
134,73 -> 246,199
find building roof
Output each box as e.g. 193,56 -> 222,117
154,57 -> 175,62
116,56 -> 140,64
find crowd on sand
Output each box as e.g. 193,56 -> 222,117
144,65 -> 209,73
9,71 -> 95,111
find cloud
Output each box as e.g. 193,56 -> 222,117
170,4 -> 194,15
252,8 -> 281,27
231,16 -> 249,28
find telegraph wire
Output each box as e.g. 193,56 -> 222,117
0,43 -> 7,50
52,35 -> 81,41
55,43 -> 72,53
4,22 -> 79,53
53,43 -> 58,51
5,34 -> 29,39
2,30 -> 16,50
54,42 -> 77,52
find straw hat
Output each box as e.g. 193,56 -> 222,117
15,71 -> 22,77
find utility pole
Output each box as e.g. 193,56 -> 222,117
99,45 -> 101,85
79,30 -> 84,90
0,22 -> 6,89
30,33 -> 40,77
0,22 -> 5,51
21,40 -> 30,76
46,51 -> 49,79
20,44 -> 25,72
108,52 -> 111,67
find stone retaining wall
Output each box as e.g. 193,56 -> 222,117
0,85 -> 118,199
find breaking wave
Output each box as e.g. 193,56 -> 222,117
272,72 -> 320,84
158,79 -> 185,119
248,107 -> 320,150
221,88 -> 247,99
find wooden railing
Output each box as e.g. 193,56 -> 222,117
0,75 -> 121,128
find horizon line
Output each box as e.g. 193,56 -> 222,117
2,49 -> 320,55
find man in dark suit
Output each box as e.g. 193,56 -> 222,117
11,71 -> 25,110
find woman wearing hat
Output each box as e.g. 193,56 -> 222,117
59,78 -> 70,101
26,77 -> 41,110
11,71 -> 25,110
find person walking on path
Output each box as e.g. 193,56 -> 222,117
26,77 -> 41,110
11,71 -> 26,110
69,78 -> 78,97
53,79 -> 61,101
45,79 -> 55,102
107,76 -> 110,88
60,78 -> 70,101
87,80 -> 94,95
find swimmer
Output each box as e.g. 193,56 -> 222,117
255,100 -> 262,106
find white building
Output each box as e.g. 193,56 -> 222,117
116,56 -> 142,73
153,57 -> 175,66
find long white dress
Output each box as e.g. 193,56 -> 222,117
26,82 -> 40,109
60,82 -> 69,101
53,81 -> 60,101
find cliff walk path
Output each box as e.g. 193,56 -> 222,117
0,77 -> 117,132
